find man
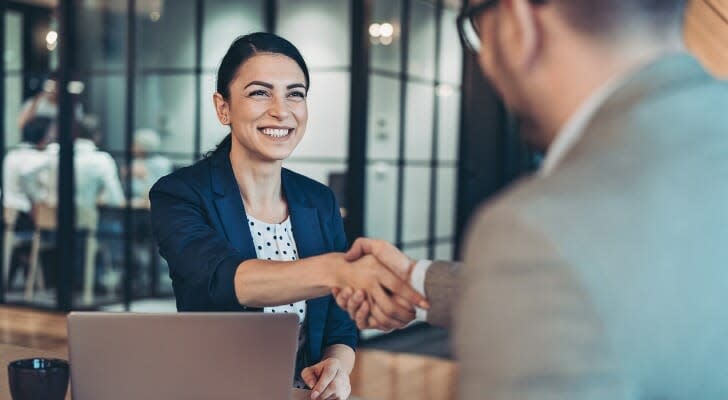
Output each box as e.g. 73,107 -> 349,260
129,128 -> 173,200
3,117 -> 54,287
26,116 -> 125,210
336,0 -> 728,398
3,117 -> 54,215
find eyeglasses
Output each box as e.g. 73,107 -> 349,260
457,0 -> 548,54
457,0 -> 499,53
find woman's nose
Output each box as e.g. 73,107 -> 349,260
267,97 -> 290,119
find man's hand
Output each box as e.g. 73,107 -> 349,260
335,255 -> 423,330
333,238 -> 430,330
301,358 -> 351,400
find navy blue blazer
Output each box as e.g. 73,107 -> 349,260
149,147 -> 357,364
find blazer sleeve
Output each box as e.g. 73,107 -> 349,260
322,189 -> 359,350
424,261 -> 461,328
150,174 -> 246,311
455,207 -> 622,400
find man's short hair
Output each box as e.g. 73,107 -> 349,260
77,115 -> 99,140
22,117 -> 53,145
556,0 -> 687,37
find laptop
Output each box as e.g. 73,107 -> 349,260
67,312 -> 300,400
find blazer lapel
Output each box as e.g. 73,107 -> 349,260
210,150 -> 256,260
282,170 -> 330,361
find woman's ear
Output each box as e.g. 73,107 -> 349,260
213,92 -> 230,125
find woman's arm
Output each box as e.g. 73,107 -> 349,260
151,174 -> 426,310
322,344 -> 355,374
232,254 -> 344,307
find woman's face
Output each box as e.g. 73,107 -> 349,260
215,53 -> 308,163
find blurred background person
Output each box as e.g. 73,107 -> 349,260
16,72 -> 83,130
3,117 -> 54,289
29,115 -> 124,210
129,129 -> 172,201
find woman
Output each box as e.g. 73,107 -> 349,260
150,32 -> 425,400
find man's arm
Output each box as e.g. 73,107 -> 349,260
421,261 -> 460,328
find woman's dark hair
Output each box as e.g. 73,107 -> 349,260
208,32 -> 309,157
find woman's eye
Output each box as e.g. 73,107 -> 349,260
289,91 -> 306,99
249,90 -> 269,97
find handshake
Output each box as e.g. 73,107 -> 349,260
330,238 -> 430,331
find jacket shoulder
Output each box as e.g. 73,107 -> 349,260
283,168 -> 337,206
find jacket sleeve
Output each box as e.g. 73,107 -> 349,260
150,174 -> 247,311
322,189 -> 359,350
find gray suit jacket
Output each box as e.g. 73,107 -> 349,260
425,54 -> 728,399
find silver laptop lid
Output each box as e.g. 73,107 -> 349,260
67,312 -> 299,400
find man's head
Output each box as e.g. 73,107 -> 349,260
459,0 -> 686,149
76,115 -> 101,143
133,129 -> 162,158
22,117 -> 53,149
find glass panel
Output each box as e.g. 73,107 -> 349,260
405,81 -> 434,160
403,245 -> 428,260
292,71 -> 349,160
438,8 -> 463,85
370,0 -> 402,74
87,75 -> 126,153
436,166 -> 457,238
281,161 -> 347,191
136,0 -> 196,69
437,86 -> 460,161
135,74 -> 196,157
365,162 -> 398,243
277,0 -> 351,69
4,11 -> 23,72
367,75 -> 400,160
434,242 -> 454,261
408,0 -> 436,80
402,165 -> 430,242
77,2 -> 127,71
202,0 -> 264,70
4,76 -> 23,148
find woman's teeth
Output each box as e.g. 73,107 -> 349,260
261,128 -> 290,138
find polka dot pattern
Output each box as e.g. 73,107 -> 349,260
247,215 -> 308,389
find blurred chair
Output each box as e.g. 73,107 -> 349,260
25,204 -> 99,304
3,208 -> 19,289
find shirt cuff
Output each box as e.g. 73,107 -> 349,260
410,259 -> 432,323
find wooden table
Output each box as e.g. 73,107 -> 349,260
0,306 -> 457,399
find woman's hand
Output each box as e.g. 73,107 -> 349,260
301,358 -> 351,400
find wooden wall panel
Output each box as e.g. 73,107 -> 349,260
684,0 -> 728,77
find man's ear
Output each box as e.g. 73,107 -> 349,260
213,92 -> 230,125
511,0 -> 542,70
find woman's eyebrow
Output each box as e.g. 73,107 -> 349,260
244,80 -> 273,89
287,83 -> 307,90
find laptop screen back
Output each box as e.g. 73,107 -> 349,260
67,312 -> 299,400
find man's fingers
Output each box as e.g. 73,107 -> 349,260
378,269 -> 429,310
354,299 -> 371,328
369,287 -> 407,329
345,289 -> 366,316
333,287 -> 353,310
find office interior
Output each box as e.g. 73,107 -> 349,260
0,0 -> 726,397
